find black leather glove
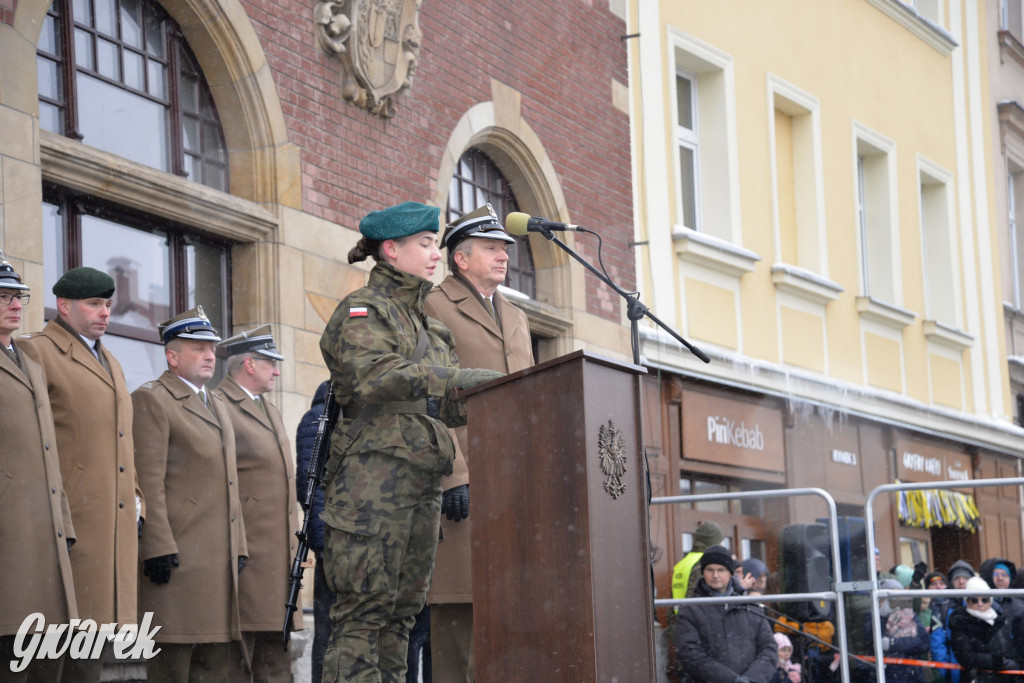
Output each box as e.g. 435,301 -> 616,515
912,561 -> 928,585
238,556 -> 247,572
452,368 -> 504,389
441,484 -> 469,523
143,554 -> 179,585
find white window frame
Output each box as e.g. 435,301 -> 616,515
674,68 -> 700,232
917,156 -> 960,327
853,123 -> 899,305
668,28 -> 740,244
767,75 -> 826,275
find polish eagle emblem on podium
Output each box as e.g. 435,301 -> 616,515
598,420 -> 627,499
314,0 -> 422,118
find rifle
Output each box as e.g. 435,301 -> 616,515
283,381 -> 339,649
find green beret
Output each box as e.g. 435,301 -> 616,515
53,266 -> 115,299
359,201 -> 440,241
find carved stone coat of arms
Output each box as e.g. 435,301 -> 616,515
314,0 -> 422,118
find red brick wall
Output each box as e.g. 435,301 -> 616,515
0,0 -> 17,26
241,0 -> 634,321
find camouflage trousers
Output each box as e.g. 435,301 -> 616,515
321,450 -> 444,683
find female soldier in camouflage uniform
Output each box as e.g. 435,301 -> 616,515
319,201 -> 502,683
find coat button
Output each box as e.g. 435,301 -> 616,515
120,465 -> 125,472
119,430 -> 124,437
229,479 -> 234,485
57,530 -> 63,538
118,501 -> 125,508
231,516 -> 235,522
52,486 -> 57,494
44,443 -> 50,450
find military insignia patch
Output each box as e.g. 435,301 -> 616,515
349,307 -> 369,318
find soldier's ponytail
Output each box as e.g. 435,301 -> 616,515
348,237 -> 382,264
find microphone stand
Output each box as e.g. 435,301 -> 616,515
532,227 -> 710,366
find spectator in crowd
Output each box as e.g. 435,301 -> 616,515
295,380 -> 333,683
671,521 -> 725,602
979,558 -> 1023,621
772,633 -> 801,683
675,545 -> 777,683
873,578 -> 929,683
948,576 -> 1023,683
931,560 -> 975,683
739,558 -> 769,596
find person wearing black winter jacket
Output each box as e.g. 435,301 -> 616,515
675,545 -> 778,683
295,379 -> 332,683
948,576 -> 1024,683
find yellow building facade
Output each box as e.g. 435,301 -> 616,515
628,0 -> 1023,618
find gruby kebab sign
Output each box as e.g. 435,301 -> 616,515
895,435 -> 972,484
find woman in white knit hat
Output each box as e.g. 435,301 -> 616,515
947,575 -> 1024,683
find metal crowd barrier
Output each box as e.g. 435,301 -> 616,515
652,479 -> 1024,682
864,477 -> 1024,681
651,487 -> 852,682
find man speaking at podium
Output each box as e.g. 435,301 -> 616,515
424,204 -> 534,682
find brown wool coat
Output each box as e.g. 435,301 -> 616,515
0,345 -> 77,634
424,276 -> 534,603
19,321 -> 141,626
214,376 -> 301,632
132,371 -> 246,643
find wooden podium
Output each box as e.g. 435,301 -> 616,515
459,350 -> 656,682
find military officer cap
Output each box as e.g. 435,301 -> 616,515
359,201 -> 440,241
0,250 -> 29,291
158,305 -> 222,344
442,203 -> 516,250
217,324 -> 284,361
52,266 -> 115,299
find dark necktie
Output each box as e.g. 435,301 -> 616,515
483,297 -> 496,321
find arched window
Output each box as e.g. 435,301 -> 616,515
36,0 -> 232,389
37,0 -> 228,190
448,148 -> 536,298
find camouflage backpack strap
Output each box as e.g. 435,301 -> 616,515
324,328 -> 434,478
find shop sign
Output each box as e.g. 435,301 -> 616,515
831,449 -> 858,466
681,389 -> 784,472
896,436 -> 971,483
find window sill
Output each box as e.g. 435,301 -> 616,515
40,130 -> 276,243
771,263 -> 843,306
864,0 -> 957,55
922,320 -> 974,351
672,226 -> 760,278
856,296 -> 916,329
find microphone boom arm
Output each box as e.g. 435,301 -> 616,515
532,228 -> 709,365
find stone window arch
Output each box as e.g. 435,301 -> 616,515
434,86 -> 575,360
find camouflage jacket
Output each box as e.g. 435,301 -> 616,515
320,262 -> 466,475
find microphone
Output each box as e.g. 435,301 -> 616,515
505,212 -> 580,236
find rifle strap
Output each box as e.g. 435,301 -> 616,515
324,328 -> 431,478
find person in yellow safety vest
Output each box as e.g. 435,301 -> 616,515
671,520 -> 726,606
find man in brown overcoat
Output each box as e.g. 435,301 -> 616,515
132,306 -> 247,683
19,266 -> 142,683
423,205 -> 535,681
0,253 -> 77,681
214,325 -> 300,682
